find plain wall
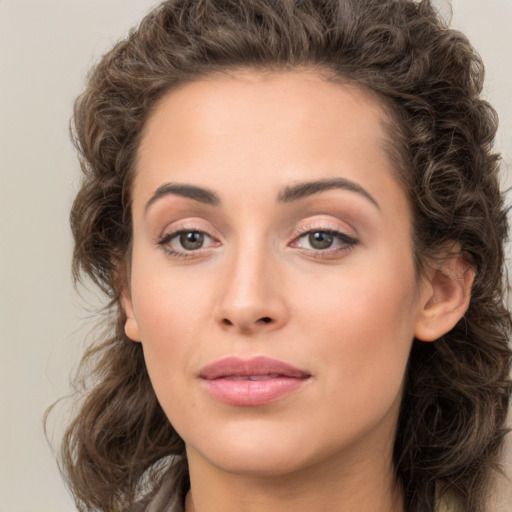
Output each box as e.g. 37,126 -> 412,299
0,1 -> 510,511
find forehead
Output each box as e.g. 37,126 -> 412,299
138,69 -> 389,156
134,69 -> 405,214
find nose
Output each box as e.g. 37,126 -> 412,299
214,243 -> 289,335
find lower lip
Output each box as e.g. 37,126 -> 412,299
202,377 -> 309,406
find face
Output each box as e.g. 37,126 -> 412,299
125,70 -> 431,478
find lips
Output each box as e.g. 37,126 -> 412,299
198,356 -> 311,406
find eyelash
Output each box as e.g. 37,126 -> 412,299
157,225 -> 358,260
290,227 -> 359,258
157,228 -> 217,259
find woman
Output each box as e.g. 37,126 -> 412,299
58,0 -> 511,511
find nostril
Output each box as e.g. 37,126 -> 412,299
220,316 -> 273,327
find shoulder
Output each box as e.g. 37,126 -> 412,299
125,474 -> 184,512
125,502 -> 146,512
437,494 -> 463,512
126,495 -> 183,512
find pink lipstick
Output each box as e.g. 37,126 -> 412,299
198,356 -> 311,406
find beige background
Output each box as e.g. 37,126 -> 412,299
0,1 -> 510,511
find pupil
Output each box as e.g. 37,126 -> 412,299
309,231 -> 333,249
180,231 -> 204,250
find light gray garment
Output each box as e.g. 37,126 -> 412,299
127,476 -> 184,512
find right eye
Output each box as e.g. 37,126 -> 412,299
158,229 -> 218,258
176,231 -> 206,250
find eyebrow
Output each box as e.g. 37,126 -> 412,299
278,178 -> 380,209
145,183 -> 220,214
144,176 -> 379,214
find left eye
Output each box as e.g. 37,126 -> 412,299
294,230 -> 357,251
178,231 -> 206,250
159,229 -> 216,254
306,231 -> 335,249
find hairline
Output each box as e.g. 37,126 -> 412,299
121,65 -> 424,286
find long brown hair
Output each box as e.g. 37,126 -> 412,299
53,1 -> 511,511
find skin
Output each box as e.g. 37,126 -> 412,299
123,69 -> 472,512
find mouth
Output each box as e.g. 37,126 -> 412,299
198,356 -> 311,406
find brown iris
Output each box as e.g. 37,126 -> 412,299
180,231 -> 205,250
309,231 -> 334,249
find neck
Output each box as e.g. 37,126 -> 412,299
185,439 -> 403,512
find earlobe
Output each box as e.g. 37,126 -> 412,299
414,254 -> 475,342
124,317 -> 141,342
121,290 -> 141,342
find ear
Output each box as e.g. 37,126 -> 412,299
414,252 -> 475,342
121,289 -> 141,342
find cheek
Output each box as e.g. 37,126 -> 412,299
294,259 -> 417,401
297,258 -> 417,340
131,278 -> 206,432
131,252 -> 212,337
129,260 -> 214,390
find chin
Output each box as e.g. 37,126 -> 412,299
184,421 -> 334,478
204,447 -> 313,478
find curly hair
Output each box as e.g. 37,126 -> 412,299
56,1 -> 511,511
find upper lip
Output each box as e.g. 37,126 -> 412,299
198,356 -> 311,380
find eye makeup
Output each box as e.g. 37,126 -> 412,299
155,218 -> 359,263
155,218 -> 221,260
287,219 -> 359,260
